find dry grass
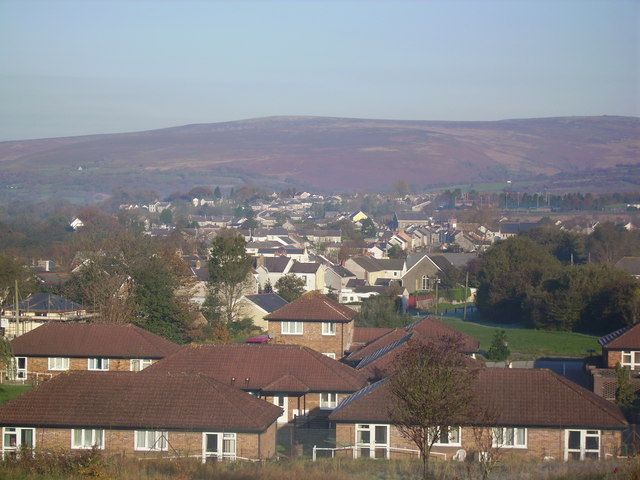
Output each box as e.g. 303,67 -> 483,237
1,452 -> 639,480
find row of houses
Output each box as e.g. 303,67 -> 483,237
0,292 -> 631,463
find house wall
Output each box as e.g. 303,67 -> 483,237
237,302 -> 269,331
402,259 -> 439,294
334,424 -> 622,461
1,427 -> 275,460
267,320 -> 354,359
264,393 -> 348,423
605,350 -> 623,369
343,260 -> 368,282
19,357 -> 156,379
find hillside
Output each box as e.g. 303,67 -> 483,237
1,115 -> 638,202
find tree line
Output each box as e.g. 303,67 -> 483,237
474,223 -> 640,334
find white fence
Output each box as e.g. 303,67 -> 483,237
312,445 -> 448,461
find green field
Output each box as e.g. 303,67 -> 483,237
439,316 -> 601,359
0,384 -> 32,405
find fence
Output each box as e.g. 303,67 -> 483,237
312,445 -> 447,461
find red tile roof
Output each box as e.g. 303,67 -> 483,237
600,323 -> 640,350
352,327 -> 394,345
10,323 -> 180,359
330,369 -> 627,430
347,317 -> 479,363
264,291 -> 356,323
143,343 -> 367,394
0,371 -> 281,433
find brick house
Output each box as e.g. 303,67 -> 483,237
329,369 -> 627,462
0,371 -> 281,461
344,317 -> 480,381
264,292 -> 357,359
8,323 -> 180,381
592,323 -> 640,401
143,343 -> 367,426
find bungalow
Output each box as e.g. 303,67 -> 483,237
0,371 -> 281,461
592,323 -> 640,401
344,257 -> 405,286
1,293 -> 91,338
143,343 -> 367,426
402,253 -> 441,294
329,369 -> 627,461
8,323 -> 180,381
238,293 -> 288,330
265,292 -> 357,359
344,317 -> 480,380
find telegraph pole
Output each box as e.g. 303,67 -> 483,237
463,271 -> 469,321
14,280 -> 19,337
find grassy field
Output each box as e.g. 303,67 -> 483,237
0,384 -> 32,405
439,315 -> 601,359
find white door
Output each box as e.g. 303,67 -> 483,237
355,424 -> 389,459
272,396 -> 288,424
11,357 -> 27,381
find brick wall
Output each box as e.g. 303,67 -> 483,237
21,357 -> 156,379
2,427 -> 276,460
268,320 -> 354,358
335,423 -> 623,461
605,350 -> 623,369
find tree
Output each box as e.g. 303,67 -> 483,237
274,274 -> 306,302
0,255 -> 35,307
357,294 -> 408,328
389,337 -> 476,480
159,208 -> 173,225
485,330 -> 510,361
263,279 -> 273,294
394,179 -> 410,197
360,218 -> 377,238
387,244 -> 406,259
208,234 -> 253,323
615,364 -> 637,417
213,186 -> 222,200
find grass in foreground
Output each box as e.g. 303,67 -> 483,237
439,316 -> 600,360
0,384 -> 32,405
0,453 -> 638,480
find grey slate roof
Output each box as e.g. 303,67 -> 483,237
289,262 -> 321,274
244,293 -> 288,313
329,265 -> 355,278
6,293 -> 82,313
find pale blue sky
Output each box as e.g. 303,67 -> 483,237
1,0 -> 638,140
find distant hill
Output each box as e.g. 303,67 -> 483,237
0,115 -> 638,201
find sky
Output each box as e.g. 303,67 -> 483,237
0,0 -> 638,141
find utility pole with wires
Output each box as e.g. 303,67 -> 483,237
14,280 -> 19,338
463,271 -> 469,321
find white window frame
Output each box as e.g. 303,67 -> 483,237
2,427 -> 36,456
421,275 -> 428,291
620,351 -> 640,370
11,357 -> 27,380
88,358 -> 109,371
201,432 -> 237,462
354,423 -> 390,459
71,429 -> 104,450
322,322 -> 336,336
322,352 -> 336,359
492,427 -> 527,449
134,430 -> 168,451
130,359 -> 153,372
48,357 -> 69,371
272,396 -> 289,424
431,426 -> 462,446
565,429 -> 600,461
281,321 -> 303,335
319,392 -> 338,410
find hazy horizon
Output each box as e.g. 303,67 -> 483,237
1,0 -> 638,141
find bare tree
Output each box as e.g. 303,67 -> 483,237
389,335 -> 477,480
467,405 -> 504,480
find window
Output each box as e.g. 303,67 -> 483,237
355,424 -> 389,459
72,429 -> 104,449
322,322 -> 336,336
431,426 -> 461,446
10,357 -> 27,380
88,358 -> 109,371
2,427 -> 35,453
48,357 -> 69,371
621,351 -> 640,370
322,352 -> 336,359
203,432 -> 236,461
421,275 -> 428,291
281,321 -> 303,335
493,427 -> 527,448
134,430 -> 168,451
319,393 -> 338,409
130,359 -> 153,372
565,430 -> 600,460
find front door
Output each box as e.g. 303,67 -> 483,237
565,430 -> 600,460
11,357 -> 27,381
355,424 -> 389,459
203,433 -> 219,462
272,396 -> 288,424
